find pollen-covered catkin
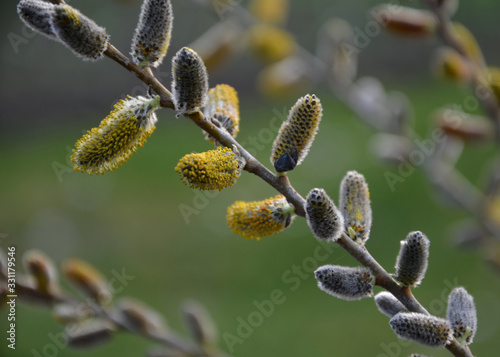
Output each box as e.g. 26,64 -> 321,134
306,188 -> 344,242
314,265 -> 375,301
270,94 -> 323,172
226,195 -> 294,240
203,84 -> 240,145
394,231 -> 430,287
71,95 -> 160,175
374,292 -> 407,318
17,0 -> 57,40
172,47 -> 209,116
389,312 -> 452,348
51,4 -> 109,61
130,0 -> 173,67
447,287 -> 477,345
175,147 -> 243,191
339,171 -> 372,243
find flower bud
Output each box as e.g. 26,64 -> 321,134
175,147 -> 243,191
116,298 -> 167,335
23,250 -> 60,297
394,231 -> 430,287
434,108 -> 492,142
372,5 -> 436,37
306,188 -> 344,242
447,287 -> 477,345
271,94 -> 323,172
248,0 -> 289,25
374,292 -> 407,318
182,300 -> 218,349
389,312 -> 452,347
247,24 -> 296,63
171,47 -> 209,116
450,23 -> 485,66
51,4 -> 109,61
130,0 -> 173,67
53,301 -> 94,325
339,171 -> 372,243
17,0 -> 57,40
314,265 -> 375,301
62,258 -> 112,305
226,195 -> 294,240
487,66 -> 500,106
203,84 -> 240,145
71,95 -> 160,175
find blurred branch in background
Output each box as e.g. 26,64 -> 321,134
188,0 -> 500,272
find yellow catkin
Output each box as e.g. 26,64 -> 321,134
226,195 -> 294,240
270,94 -> 323,172
203,84 -> 240,145
372,5 -> 436,37
433,47 -> 470,82
71,95 -> 160,175
175,147 -> 242,191
450,23 -> 485,66
248,0 -> 289,25
247,24 -> 296,63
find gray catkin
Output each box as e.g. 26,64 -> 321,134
130,0 -> 173,67
314,265 -> 374,301
394,231 -> 430,287
306,188 -> 344,242
51,4 -> 109,61
374,292 -> 407,318
17,0 -> 57,39
389,312 -> 452,347
447,287 -> 477,345
171,47 -> 209,116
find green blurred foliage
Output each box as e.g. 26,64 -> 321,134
2,1 -> 500,357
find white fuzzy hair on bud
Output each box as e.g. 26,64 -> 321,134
447,287 -> 477,345
314,265 -> 375,301
306,188 -> 344,242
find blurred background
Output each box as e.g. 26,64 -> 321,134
1,0 -> 500,356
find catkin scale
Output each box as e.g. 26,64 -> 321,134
226,195 -> 294,240
314,265 -> 374,301
306,188 -> 344,242
389,312 -> 452,348
17,0 -> 57,40
130,0 -> 173,67
447,287 -> 477,345
270,94 -> 323,172
171,47 -> 209,116
339,171 -> 372,243
394,231 -> 430,287
51,4 -> 109,61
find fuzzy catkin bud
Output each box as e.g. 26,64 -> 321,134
203,84 -> 240,145
175,147 -> 243,191
389,312 -> 452,348
339,171 -> 372,243
17,0 -> 57,40
226,195 -> 294,240
62,259 -> 112,305
172,47 -> 209,116
450,23 -> 484,66
23,250 -> 60,297
182,300 -> 218,349
374,292 -> 407,318
270,94 -> 323,172
67,320 -> 114,348
314,265 -> 375,301
248,0 -> 289,25
130,0 -> 173,67
394,231 -> 430,287
433,48 -> 470,82
306,188 -> 344,242
72,95 -> 160,175
247,24 -> 296,63
51,4 -> 109,61
447,287 -> 477,345
117,298 -> 167,335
